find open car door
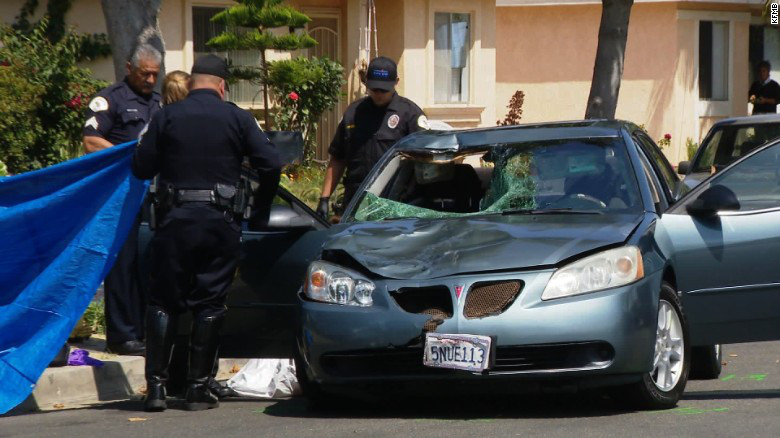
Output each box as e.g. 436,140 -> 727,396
657,140 -> 780,346
138,175 -> 331,359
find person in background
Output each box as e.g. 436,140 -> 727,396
749,60 -> 780,115
317,56 -> 428,219
162,70 -> 190,105
82,43 -> 162,356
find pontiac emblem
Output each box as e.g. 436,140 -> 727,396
455,285 -> 464,299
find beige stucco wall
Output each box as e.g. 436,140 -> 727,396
497,3 -> 689,160
496,2 -> 756,163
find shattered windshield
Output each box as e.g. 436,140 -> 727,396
350,138 -> 642,222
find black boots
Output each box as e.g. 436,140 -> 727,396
184,314 -> 224,411
144,306 -> 178,412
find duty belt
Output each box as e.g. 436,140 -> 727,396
175,189 -> 213,203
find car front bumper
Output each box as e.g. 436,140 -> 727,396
297,269 -> 662,387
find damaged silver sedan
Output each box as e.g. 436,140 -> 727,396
293,120 -> 780,409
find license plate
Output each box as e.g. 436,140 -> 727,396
423,333 -> 492,372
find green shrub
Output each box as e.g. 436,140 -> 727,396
267,56 -> 345,162
281,162 -> 344,211
82,299 -> 106,335
686,137 -> 699,160
0,19 -> 106,174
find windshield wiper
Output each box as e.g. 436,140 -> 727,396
501,208 -> 604,216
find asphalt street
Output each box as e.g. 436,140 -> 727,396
2,341 -> 779,438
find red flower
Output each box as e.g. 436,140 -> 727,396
664,133 -> 672,140
0,59 -> 10,67
65,94 -> 83,109
288,92 -> 299,101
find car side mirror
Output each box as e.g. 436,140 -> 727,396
686,184 -> 740,216
266,204 -> 318,229
677,161 -> 690,175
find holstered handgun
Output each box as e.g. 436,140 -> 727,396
151,183 -> 175,229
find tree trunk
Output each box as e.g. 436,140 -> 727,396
100,0 -> 166,84
584,0 -> 634,119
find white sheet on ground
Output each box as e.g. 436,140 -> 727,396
226,358 -> 302,398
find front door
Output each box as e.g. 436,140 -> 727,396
657,141 -> 780,346
307,11 -> 342,160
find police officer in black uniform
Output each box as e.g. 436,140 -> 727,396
132,54 -> 282,412
317,56 -> 428,218
83,43 -> 162,355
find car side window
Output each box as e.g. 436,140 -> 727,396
637,148 -> 663,208
708,142 -> 780,212
633,133 -> 678,200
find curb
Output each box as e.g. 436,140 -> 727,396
6,337 -> 247,415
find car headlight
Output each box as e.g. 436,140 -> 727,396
304,261 -> 375,306
541,246 -> 644,300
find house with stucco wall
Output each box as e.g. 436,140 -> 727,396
1,0 -> 777,163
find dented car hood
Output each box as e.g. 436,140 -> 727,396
323,213 -> 643,280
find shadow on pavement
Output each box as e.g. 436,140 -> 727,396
683,389 -> 780,401
255,391 -> 629,420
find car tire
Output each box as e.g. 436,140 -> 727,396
689,344 -> 722,380
614,282 -> 691,410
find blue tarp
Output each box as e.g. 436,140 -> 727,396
0,141 -> 148,414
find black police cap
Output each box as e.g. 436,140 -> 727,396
365,56 -> 397,91
192,54 -> 231,90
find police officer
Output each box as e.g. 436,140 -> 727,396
132,54 -> 281,412
83,43 -> 162,355
317,56 -> 428,218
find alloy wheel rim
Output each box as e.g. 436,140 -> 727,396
651,300 -> 684,391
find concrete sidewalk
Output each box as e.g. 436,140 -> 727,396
7,335 -> 247,415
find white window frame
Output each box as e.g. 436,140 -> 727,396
679,10 -> 750,118
427,0 -> 478,108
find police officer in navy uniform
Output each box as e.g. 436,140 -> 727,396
317,56 -> 428,218
132,54 -> 281,412
83,43 -> 162,355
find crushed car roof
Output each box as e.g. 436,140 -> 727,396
394,119 -> 630,153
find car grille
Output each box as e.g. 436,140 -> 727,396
390,286 -> 453,332
463,281 -> 523,319
319,342 -> 614,378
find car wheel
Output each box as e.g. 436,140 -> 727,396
690,344 -> 722,380
615,282 -> 691,410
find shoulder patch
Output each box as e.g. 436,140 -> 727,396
387,114 -> 400,129
89,96 -> 109,113
84,116 -> 99,130
417,115 -> 430,130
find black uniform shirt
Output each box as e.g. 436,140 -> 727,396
749,79 -> 780,114
83,78 -> 162,145
131,89 -> 281,194
329,93 -> 427,185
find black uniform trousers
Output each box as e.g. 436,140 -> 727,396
104,212 -> 146,344
148,203 -> 241,317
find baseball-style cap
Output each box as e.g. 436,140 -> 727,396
191,54 -> 230,90
365,56 -> 397,91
